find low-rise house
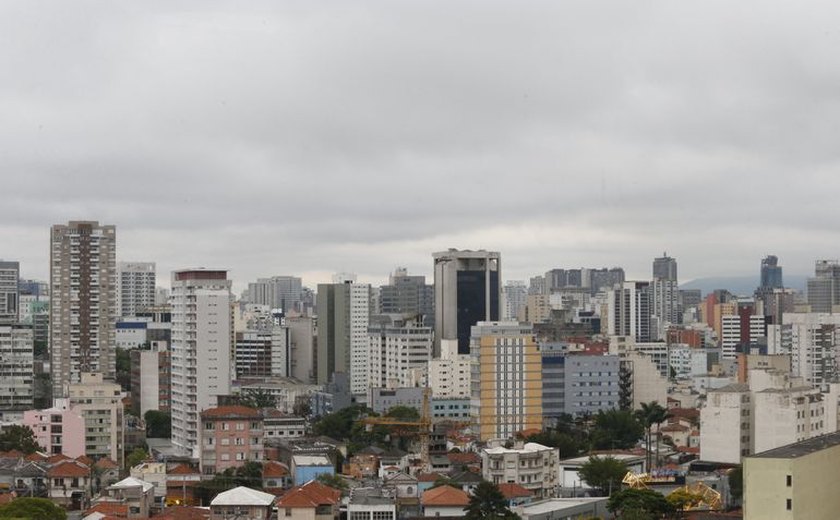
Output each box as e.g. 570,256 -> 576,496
94,457 -> 121,491
48,459 -> 91,509
262,409 -> 307,440
498,483 -> 533,507
83,502 -> 129,519
513,497 -> 610,519
95,476 -> 155,518
209,486 -> 276,520
291,455 -> 333,486
421,485 -> 469,517
130,461 -> 167,506
22,401 -> 86,458
166,464 -> 201,507
482,442 -> 560,499
262,460 -> 291,492
384,471 -> 419,502
348,487 -> 397,520
344,451 -> 379,480
0,458 -> 48,497
449,470 -> 483,495
416,472 -> 445,494
275,480 -> 341,520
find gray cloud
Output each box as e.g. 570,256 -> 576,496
2,1 -> 840,291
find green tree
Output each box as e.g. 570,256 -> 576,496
316,472 -> 348,491
577,456 -> 627,496
607,488 -> 675,519
385,406 -> 420,421
729,466 -> 743,502
430,476 -> 460,489
666,488 -> 705,514
525,429 -> 585,458
0,425 -> 42,454
144,410 -> 172,438
115,347 -> 131,391
0,497 -> 67,520
464,481 -> 520,520
589,409 -> 644,450
312,405 -> 386,453
126,447 -> 149,469
635,402 -> 670,470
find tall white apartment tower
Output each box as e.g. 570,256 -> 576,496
170,269 -> 233,456
50,221 -> 117,398
0,261 -> 20,324
117,262 -> 156,318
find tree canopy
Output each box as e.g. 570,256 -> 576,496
578,456 -> 628,496
126,447 -> 149,469
238,388 -> 276,409
589,409 -> 644,450
144,410 -> 171,438
0,425 -> 42,454
0,497 -> 67,520
607,488 -> 675,519
316,472 -> 348,491
464,481 -> 520,520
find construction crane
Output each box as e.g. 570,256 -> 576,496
362,387 -> 432,472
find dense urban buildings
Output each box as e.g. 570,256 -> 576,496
246,276 -> 303,314
378,267 -> 434,325
807,260 -> 840,313
49,221 -> 117,398
117,261 -> 156,318
170,268 -> 233,456
0,260 -> 19,324
433,249 -> 501,356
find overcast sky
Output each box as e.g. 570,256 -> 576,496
3,1 -> 840,292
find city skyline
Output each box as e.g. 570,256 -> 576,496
2,2 -> 840,291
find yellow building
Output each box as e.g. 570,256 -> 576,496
744,431 -> 840,520
471,321 -> 542,441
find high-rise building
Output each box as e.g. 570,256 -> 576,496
760,255 -> 784,290
67,372 -> 125,466
316,279 -> 371,397
607,281 -> 652,342
502,281 -> 527,321
652,253 -> 678,281
170,269 -> 233,456
768,313 -> 840,387
378,268 -> 434,326
246,276 -> 303,314
470,321 -> 542,441
117,262 -> 156,318
130,344 -> 171,417
50,221 -> 117,398
807,260 -> 840,313
433,249 -> 501,356
0,324 -> 34,416
0,261 -> 20,325
367,315 -> 432,389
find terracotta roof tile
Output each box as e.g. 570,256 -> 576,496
276,480 -> 341,508
25,453 -> 47,462
200,406 -> 261,419
151,506 -> 211,520
447,452 -> 480,465
417,472 -> 445,482
95,458 -> 120,470
422,485 -> 470,507
262,461 -> 289,478
76,455 -> 95,466
169,464 -> 200,475
47,453 -> 71,464
86,502 -> 130,516
497,483 -> 532,499
48,460 -> 91,478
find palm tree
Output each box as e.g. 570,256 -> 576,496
635,402 -> 670,471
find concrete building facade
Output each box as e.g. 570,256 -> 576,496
315,279 -> 370,397
50,221 -> 117,397
67,372 -> 125,466
0,260 -> 19,324
117,261 -> 156,318
0,324 -> 34,414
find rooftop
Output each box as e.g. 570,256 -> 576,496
200,405 -> 261,419
210,486 -> 276,507
750,431 -> 840,459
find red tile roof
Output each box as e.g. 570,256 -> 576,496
76,455 -> 95,466
47,453 -> 71,465
262,460 -> 289,478
95,457 -> 120,470
48,460 -> 91,478
0,450 -> 24,459
276,480 -> 341,508
25,453 -> 47,462
150,506 -> 211,520
200,405 -> 261,419
447,452 -> 480,465
86,502 -> 129,517
0,493 -> 15,506
497,483 -> 532,499
422,485 -> 470,507
417,472 -> 445,482
169,464 -> 200,475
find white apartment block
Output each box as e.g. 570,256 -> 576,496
368,320 -> 432,389
50,221 -> 117,398
721,314 -> 765,360
768,313 -> 840,387
502,281 -> 528,321
349,283 -> 371,397
0,260 -> 19,324
117,262 -> 156,318
68,372 -> 125,466
481,442 -> 560,499
428,340 -> 471,398
700,368 -> 825,465
0,325 -> 34,414
170,269 -> 233,457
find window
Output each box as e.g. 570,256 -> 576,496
787,499 -> 792,510
786,475 -> 792,487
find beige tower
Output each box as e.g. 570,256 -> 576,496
50,221 -> 117,398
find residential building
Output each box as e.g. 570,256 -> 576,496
518,294 -> 552,324
50,221 -> 117,397
540,343 -> 566,422
0,324 -> 34,415
347,487 -> 397,520
378,267 -> 434,326
261,409 -> 306,441
287,316 -> 316,383
744,431 -> 840,520
367,315 -> 432,389
428,339 -> 471,399
0,260 -> 19,324
607,281 -> 652,342
170,268 -> 233,457
246,276 -> 303,314
23,400 -> 86,457
231,377 -> 321,414
117,262 -> 156,318
130,344 -> 171,416
433,249 -> 501,355
481,442 -> 560,499
700,383 -> 752,464
502,281 -> 528,321
274,480 -> 341,520
422,485 -> 469,517
807,260 -> 840,313
48,459 -> 91,508
291,455 -> 334,486
97,476 -> 155,518
563,354 -> 621,416
721,310 -> 765,361
235,325 -> 291,378
67,372 -> 125,466
199,406 -> 264,475
471,321 -> 542,441
209,486 -> 276,520
368,387 -> 425,415
129,462 -> 167,505
316,278 -> 370,397
768,312 -> 840,387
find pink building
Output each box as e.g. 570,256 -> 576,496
23,400 -> 85,457
199,406 -> 264,475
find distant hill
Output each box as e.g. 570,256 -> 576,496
680,275 -> 808,297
